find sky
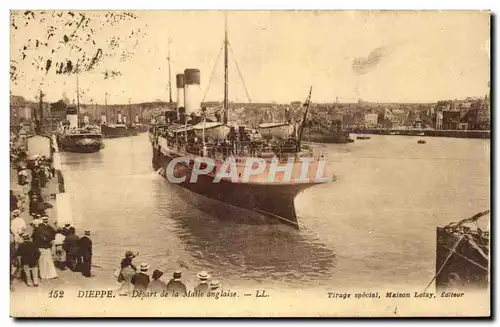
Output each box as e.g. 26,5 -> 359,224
10,10 -> 490,104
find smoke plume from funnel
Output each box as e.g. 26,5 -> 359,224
62,92 -> 70,105
352,46 -> 389,75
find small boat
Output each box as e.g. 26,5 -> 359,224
417,139 -> 426,144
193,121 -> 231,141
258,122 -> 295,140
348,138 -> 354,143
356,136 -> 371,140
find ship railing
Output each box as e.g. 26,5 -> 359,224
161,138 -> 327,163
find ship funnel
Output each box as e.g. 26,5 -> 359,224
83,115 -> 89,125
184,69 -> 201,115
117,111 -> 122,123
176,74 -> 185,120
101,113 -> 107,125
66,105 -> 78,129
123,115 -> 127,125
135,114 -> 139,124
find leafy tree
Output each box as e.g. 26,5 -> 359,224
10,10 -> 147,87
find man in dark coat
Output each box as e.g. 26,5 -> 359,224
166,271 -> 187,296
61,224 -> 71,236
17,234 -> 40,287
32,217 -> 55,249
41,216 -> 56,237
131,263 -> 150,291
63,227 -> 80,271
194,271 -> 210,295
78,230 -> 93,277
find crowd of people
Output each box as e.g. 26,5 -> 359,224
116,251 -> 221,296
11,134 -> 220,296
10,137 -> 94,289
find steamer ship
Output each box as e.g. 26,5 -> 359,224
149,17 -> 334,228
100,111 -> 138,138
56,75 -> 103,153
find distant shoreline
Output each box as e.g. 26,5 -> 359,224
347,128 -> 490,139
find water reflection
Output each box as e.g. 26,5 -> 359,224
153,181 -> 336,286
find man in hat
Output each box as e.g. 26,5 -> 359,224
148,269 -> 167,293
63,227 -> 80,271
131,263 -> 150,291
17,234 -> 40,287
41,216 -> 56,236
61,224 -> 71,236
194,271 -> 210,295
166,271 -> 187,296
31,213 -> 42,227
78,230 -> 93,277
10,209 -> 26,245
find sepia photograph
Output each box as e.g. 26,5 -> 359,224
8,9 -> 491,317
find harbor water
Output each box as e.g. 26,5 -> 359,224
60,133 -> 490,290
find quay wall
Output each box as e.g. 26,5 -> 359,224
51,135 -> 73,226
348,128 -> 490,139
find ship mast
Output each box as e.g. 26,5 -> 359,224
76,71 -> 80,126
104,92 -> 108,124
297,86 -> 313,148
223,13 -> 229,124
167,38 -> 173,105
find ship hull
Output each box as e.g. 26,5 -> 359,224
57,135 -> 103,153
152,148 -> 316,228
59,140 -> 103,153
101,125 -> 137,138
60,144 -> 102,153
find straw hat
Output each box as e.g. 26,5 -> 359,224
172,270 -> 182,279
197,271 -> 210,280
139,262 -> 150,272
209,280 -> 221,290
12,209 -> 20,217
42,216 -> 49,222
84,230 -> 91,236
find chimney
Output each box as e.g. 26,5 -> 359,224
66,105 -> 78,129
184,69 -> 201,116
176,74 -> 185,114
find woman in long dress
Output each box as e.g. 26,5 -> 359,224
118,251 -> 138,295
33,219 -> 57,280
